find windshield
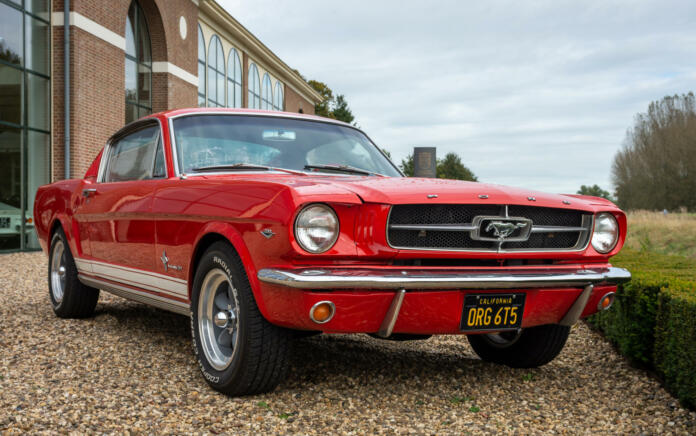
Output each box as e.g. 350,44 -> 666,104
171,114 -> 402,177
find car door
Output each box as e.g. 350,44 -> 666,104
81,121 -> 166,279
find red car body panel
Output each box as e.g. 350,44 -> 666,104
34,109 -> 629,335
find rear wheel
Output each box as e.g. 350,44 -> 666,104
190,241 -> 291,396
48,229 -> 99,318
467,324 -> 570,368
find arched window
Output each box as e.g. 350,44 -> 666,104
125,1 -> 152,123
207,35 -> 225,107
248,63 -> 261,109
273,82 -> 284,111
197,25 -> 206,106
261,73 -> 273,110
227,48 -> 242,108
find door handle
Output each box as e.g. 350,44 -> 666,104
82,188 -> 97,197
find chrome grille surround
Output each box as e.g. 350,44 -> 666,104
386,204 -> 594,253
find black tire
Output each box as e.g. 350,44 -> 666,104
190,241 -> 291,396
467,324 -> 570,368
48,228 -> 99,318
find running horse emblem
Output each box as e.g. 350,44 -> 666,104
485,221 -> 529,240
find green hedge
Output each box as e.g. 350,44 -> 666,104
589,249 -> 696,409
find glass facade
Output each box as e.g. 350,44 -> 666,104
248,63 -> 260,109
261,73 -> 272,110
273,82 -> 283,111
226,48 -> 242,108
0,0 -> 50,251
125,1 -> 152,123
207,35 -> 224,107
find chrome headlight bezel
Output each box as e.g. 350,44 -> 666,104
294,203 -> 340,254
591,212 -> 619,254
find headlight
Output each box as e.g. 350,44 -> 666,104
591,212 -> 619,253
294,204 -> 339,253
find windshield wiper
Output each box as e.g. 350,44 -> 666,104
191,163 -> 307,176
303,164 -> 376,176
192,163 -> 271,172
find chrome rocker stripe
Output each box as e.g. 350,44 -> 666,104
257,267 -> 632,290
74,258 -> 188,298
78,274 -> 190,316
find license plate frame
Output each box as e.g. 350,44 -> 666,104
460,293 -> 526,332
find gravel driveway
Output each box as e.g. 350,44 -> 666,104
1,252 -> 694,434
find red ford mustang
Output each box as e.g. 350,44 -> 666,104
34,108 -> 630,396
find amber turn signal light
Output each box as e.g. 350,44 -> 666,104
309,301 -> 335,324
597,292 -> 615,311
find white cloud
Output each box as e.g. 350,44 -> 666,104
218,0 -> 696,193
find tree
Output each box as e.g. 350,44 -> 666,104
308,80 -> 333,118
436,152 -> 478,181
399,152 -> 477,181
577,184 -> 613,201
612,93 -> 696,211
331,95 -> 354,124
400,153 -> 415,176
307,80 -> 357,123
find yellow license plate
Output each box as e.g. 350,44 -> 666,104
460,293 -> 525,331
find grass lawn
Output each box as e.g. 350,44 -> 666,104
623,210 -> 696,259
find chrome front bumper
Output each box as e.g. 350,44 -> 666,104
257,266 -> 632,290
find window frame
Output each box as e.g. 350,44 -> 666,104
207,35 -> 225,108
226,47 -> 242,108
166,112 -> 405,177
0,0 -> 51,252
247,63 -> 261,109
261,73 -> 273,110
98,118 -> 167,183
124,0 -> 152,122
273,82 -> 284,111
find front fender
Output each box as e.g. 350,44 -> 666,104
189,222 -> 273,322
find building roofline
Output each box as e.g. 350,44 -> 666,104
200,0 -> 324,105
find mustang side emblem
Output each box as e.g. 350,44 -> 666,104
485,221 -> 528,239
161,250 -> 182,272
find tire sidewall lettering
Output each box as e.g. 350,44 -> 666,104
192,250 -> 237,387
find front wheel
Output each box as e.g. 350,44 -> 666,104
190,242 -> 291,396
467,324 -> 570,368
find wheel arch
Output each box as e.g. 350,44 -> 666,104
47,214 -> 79,256
188,223 -> 269,319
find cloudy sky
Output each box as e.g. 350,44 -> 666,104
219,0 -> 696,194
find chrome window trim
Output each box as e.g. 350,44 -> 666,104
385,205 -> 595,254
166,111 -> 403,177
98,117 -> 168,183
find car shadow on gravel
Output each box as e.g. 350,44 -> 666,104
286,334 -> 531,388
88,299 -> 569,394
92,301 -> 191,341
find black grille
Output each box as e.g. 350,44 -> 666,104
508,205 -> 583,227
387,204 -> 591,252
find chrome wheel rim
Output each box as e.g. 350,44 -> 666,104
483,330 -> 522,348
50,240 -> 67,303
198,268 -> 240,371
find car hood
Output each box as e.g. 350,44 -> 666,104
205,174 -> 618,212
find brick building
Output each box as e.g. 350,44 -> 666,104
0,0 -> 323,251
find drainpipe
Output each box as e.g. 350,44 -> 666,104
64,0 -> 70,180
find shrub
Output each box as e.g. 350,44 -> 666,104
654,285 -> 696,409
588,249 -> 696,409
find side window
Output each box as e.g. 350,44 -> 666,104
104,125 -> 160,182
152,137 -> 166,178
